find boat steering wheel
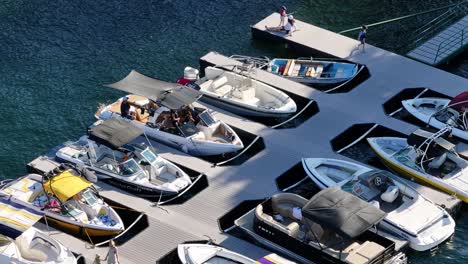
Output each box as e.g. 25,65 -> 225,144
374,176 -> 383,187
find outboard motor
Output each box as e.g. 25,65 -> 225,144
381,185 -> 399,203
177,67 -> 201,90
184,67 -> 199,81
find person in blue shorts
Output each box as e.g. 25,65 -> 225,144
357,25 -> 367,52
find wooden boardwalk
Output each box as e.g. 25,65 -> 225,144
41,13 -> 467,264
407,15 -> 468,65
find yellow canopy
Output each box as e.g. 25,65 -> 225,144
43,171 -> 92,201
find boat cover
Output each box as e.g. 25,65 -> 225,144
0,199 -> 43,238
88,118 -> 143,149
43,171 -> 92,201
301,186 -> 386,238
449,91 -> 468,112
106,70 -> 202,109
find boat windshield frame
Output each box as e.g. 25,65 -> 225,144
119,158 -> 143,176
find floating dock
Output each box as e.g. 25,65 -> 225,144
37,13 -> 467,263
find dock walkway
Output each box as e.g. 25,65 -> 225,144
407,15 -> 468,65
43,13 -> 467,263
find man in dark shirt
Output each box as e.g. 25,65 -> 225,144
120,96 -> 132,119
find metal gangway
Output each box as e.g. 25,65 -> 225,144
406,1 -> 468,65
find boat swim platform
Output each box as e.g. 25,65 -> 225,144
30,15 -> 468,263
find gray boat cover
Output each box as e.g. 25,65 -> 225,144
106,70 -> 202,109
88,118 -> 143,149
301,186 -> 386,238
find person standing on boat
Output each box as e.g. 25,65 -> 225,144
357,25 -> 367,52
278,5 -> 288,26
104,240 -> 120,264
120,96 -> 133,120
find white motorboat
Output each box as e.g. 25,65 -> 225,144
367,127 -> 468,203
181,66 -> 297,117
302,158 -> 455,251
178,243 -> 296,264
267,58 -> 360,85
55,118 -> 192,197
0,228 -> 77,264
178,243 -> 254,264
96,70 -> 244,156
0,198 -> 77,263
402,93 -> 468,140
0,170 -> 124,237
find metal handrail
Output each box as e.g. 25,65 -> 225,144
401,0 -> 467,52
433,28 -> 466,63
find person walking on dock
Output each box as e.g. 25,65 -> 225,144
278,5 -> 288,26
357,25 -> 367,52
104,240 -> 120,264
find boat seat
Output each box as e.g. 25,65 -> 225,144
232,87 -> 258,104
287,61 -> 296,76
210,76 -> 232,96
16,236 -> 48,262
369,200 -> 380,208
216,85 -> 233,96
345,241 -> 385,264
283,60 -> 293,76
335,68 -> 344,78
428,153 -> 447,169
380,185 -> 399,203
199,79 -> 213,91
315,65 -> 323,77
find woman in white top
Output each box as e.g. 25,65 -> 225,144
266,15 -> 296,36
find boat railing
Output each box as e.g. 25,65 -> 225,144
229,55 -> 270,69
416,126 -> 453,169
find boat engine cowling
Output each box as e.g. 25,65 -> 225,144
184,67 -> 199,81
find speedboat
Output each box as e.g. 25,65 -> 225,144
367,127 -> 468,203
55,118 -> 192,197
235,187 -> 407,264
96,70 -> 244,156
267,58 -> 360,85
402,92 -> 468,140
0,198 -> 77,263
177,243 -> 296,264
302,158 -> 455,251
0,227 -> 77,264
0,168 -> 124,237
180,66 -> 297,117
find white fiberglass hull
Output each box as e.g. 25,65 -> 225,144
402,98 -> 468,140
96,110 -> 243,156
302,158 -> 455,251
177,244 -> 255,264
197,67 -> 297,117
367,137 -> 468,203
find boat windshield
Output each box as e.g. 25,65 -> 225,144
81,189 -> 98,206
394,148 -> 424,172
119,159 -> 143,176
60,203 -> 82,217
198,111 -> 217,126
141,148 -> 165,168
179,121 -> 199,137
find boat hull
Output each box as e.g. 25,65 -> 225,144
199,94 -> 293,118
368,138 -> 468,203
46,215 -> 122,237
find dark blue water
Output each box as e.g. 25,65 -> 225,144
0,0 -> 466,262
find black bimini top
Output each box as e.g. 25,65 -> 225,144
105,70 -> 202,109
301,186 -> 386,238
88,118 -> 143,149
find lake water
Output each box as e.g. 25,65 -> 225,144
0,0 -> 466,262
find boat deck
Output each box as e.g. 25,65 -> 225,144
35,13 -> 466,263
